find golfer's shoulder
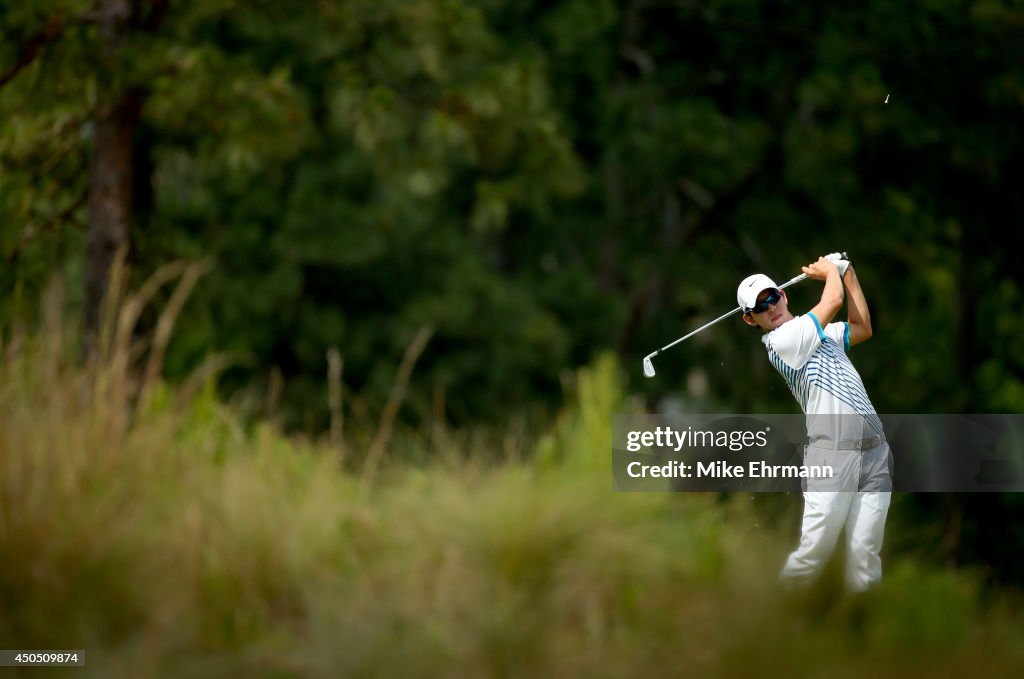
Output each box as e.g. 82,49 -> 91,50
763,315 -> 815,347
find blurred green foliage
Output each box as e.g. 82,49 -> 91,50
3,339 -> 1024,676
3,0 -> 1023,423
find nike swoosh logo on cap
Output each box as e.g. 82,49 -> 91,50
748,281 -> 756,287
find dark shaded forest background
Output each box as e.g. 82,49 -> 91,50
3,0 -> 1024,587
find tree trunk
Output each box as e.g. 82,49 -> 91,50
83,0 -> 139,357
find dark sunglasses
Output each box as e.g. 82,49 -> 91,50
748,289 -> 782,314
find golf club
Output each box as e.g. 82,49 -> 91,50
642,253 -> 847,378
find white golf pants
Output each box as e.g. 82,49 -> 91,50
780,442 -> 893,591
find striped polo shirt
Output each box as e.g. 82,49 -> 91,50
762,313 -> 883,442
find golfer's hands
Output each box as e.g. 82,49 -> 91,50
824,252 -> 850,277
802,256 -> 840,281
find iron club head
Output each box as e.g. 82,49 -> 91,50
643,355 -> 656,378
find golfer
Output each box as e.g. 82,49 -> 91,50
737,255 -> 892,591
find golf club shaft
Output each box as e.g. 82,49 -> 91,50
645,272 -> 808,361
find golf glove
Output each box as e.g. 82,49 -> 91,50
825,252 -> 851,278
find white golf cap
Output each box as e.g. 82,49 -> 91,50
737,273 -> 780,312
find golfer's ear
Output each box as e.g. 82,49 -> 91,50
741,312 -> 758,327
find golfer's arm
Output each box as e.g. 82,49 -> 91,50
809,266 -> 844,326
844,265 -> 872,346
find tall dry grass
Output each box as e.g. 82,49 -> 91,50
1,277 -> 1023,677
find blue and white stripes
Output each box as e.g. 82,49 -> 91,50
765,328 -> 883,437
767,345 -> 811,407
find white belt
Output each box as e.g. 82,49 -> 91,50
808,433 -> 886,450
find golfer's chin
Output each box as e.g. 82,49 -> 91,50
767,313 -> 789,329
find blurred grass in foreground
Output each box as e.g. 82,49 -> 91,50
2,313 -> 1024,678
